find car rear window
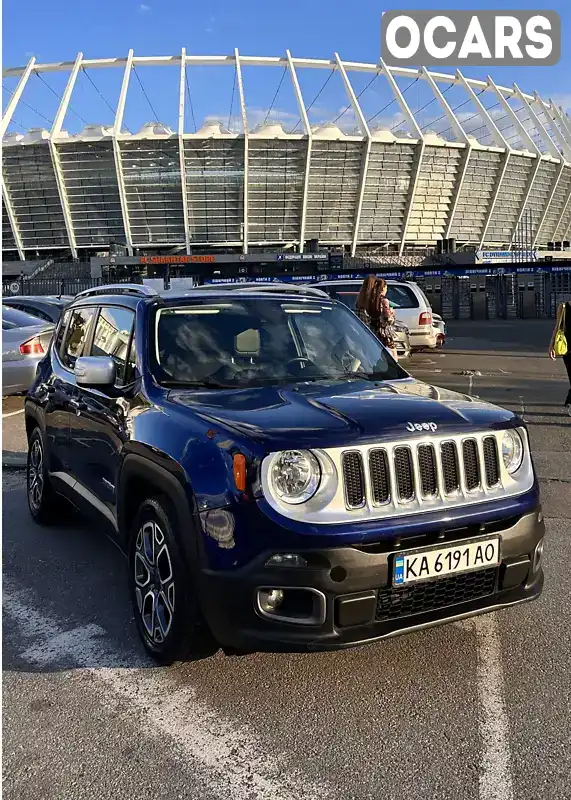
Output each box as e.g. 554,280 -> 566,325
2,306 -> 45,327
386,285 -> 419,309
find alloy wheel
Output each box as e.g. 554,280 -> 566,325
134,521 -> 176,645
28,438 -> 44,513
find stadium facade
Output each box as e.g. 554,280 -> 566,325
2,51 -> 571,262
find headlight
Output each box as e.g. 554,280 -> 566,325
501,430 -> 524,474
269,450 -> 321,505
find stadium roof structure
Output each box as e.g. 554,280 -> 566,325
2,51 -> 571,260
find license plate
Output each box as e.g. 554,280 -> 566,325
393,537 -> 500,586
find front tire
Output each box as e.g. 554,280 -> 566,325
27,428 -> 63,524
128,496 -> 217,665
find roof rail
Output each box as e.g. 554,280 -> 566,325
73,283 -> 158,300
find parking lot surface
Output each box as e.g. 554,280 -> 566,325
3,319 -> 570,800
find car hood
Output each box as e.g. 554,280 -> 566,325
168,377 -> 517,450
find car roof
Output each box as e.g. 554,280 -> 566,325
68,284 -> 334,310
309,278 -> 409,286
3,295 -> 68,305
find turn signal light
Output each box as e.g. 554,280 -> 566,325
419,312 -> 432,326
233,454 -> 247,492
20,337 -> 45,356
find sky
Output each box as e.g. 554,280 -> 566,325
2,0 -> 570,139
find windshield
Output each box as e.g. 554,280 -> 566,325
152,298 -> 406,388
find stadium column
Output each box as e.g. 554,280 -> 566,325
534,160 -> 566,247
287,51 -> 311,254
113,50 -> 135,256
178,48 -> 191,255
49,51 -> 84,260
486,77 -> 544,251
422,68 -> 472,243
381,61 -> 425,256
234,49 -> 249,254
334,54 -> 372,258
456,71 -> 512,249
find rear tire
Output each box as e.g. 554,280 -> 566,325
27,428 -> 63,524
128,496 -> 217,665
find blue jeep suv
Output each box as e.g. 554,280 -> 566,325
25,283 -> 544,664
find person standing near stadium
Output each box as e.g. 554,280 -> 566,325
370,278 -> 398,362
355,275 -> 376,327
549,299 -> 571,414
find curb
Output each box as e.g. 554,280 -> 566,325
3,452 -> 27,469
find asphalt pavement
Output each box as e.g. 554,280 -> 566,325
3,319 -> 571,800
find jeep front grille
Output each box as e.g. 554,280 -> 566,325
341,434 -> 502,511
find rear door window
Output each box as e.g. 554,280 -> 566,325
62,307 -> 97,370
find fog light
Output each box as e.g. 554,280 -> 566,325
265,553 -> 307,567
259,588 -> 285,613
533,539 -> 544,573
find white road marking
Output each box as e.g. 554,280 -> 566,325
2,407 -> 25,418
3,584 -> 327,800
470,614 -> 515,800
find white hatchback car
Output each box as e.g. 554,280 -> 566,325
309,279 -> 437,350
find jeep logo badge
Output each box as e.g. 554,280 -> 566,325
406,421 -> 438,433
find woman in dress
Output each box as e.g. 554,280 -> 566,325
549,298 -> 571,414
355,275 -> 377,327
369,278 -> 398,361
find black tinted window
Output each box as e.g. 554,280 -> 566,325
91,306 -> 135,384
62,307 -> 96,369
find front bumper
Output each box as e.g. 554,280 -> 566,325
199,507 -> 545,652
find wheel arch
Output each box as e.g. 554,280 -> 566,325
118,452 -> 201,565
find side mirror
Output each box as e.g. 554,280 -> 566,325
74,356 -> 116,388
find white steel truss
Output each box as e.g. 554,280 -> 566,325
0,56 -> 35,137
334,54 -> 372,256
234,48 -> 249,254
2,177 -> 25,259
178,48 -> 191,254
532,94 -> 571,161
286,50 -> 311,253
48,51 -> 84,259
113,49 -> 134,254
2,53 -> 570,258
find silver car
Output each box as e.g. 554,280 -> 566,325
2,306 -> 54,395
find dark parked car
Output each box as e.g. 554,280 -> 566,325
25,284 -> 544,664
3,296 -> 70,324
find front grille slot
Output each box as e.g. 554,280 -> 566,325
394,447 -> 414,502
462,439 -> 481,491
342,452 -> 365,508
483,437 -> 500,486
441,442 -> 460,494
418,444 -> 437,497
369,449 -> 390,504
375,568 -> 498,621
340,434 -> 503,511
